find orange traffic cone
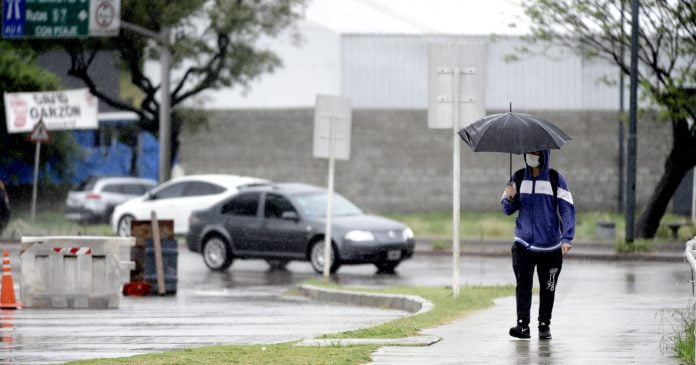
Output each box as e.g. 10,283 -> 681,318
0,250 -> 20,309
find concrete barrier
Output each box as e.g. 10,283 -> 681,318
20,236 -> 135,308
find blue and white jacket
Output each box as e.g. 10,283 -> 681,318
501,150 -> 575,252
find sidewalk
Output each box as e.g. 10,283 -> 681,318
368,253 -> 690,365
415,238 -> 685,262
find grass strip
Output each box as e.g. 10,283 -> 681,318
64,283 -> 513,365
311,281 -> 514,339
66,343 -> 379,365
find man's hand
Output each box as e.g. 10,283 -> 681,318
504,183 -> 516,201
561,243 -> 572,255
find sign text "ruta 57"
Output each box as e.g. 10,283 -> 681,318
2,0 -> 120,38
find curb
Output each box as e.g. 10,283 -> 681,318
414,248 -> 685,262
295,284 -> 440,347
297,284 -> 433,315
296,335 -> 441,347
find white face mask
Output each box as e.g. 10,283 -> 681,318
525,154 -> 541,168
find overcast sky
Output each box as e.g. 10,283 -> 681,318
305,0 -> 531,35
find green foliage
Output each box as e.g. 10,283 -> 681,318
49,0 -> 308,163
663,302 -> 696,365
4,212 -> 112,238
521,0 -> 696,124
57,0 -> 307,129
0,41 -> 78,185
614,238 -> 653,253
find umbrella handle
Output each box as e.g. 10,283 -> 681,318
509,153 -> 512,178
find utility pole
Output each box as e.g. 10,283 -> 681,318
120,21 -> 173,184
159,27 -> 172,183
625,0 -> 640,243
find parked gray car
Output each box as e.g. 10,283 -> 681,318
64,176 -> 157,224
186,183 -> 415,274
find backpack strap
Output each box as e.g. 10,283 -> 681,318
549,169 -> 558,200
514,168 -> 559,200
513,169 -> 525,200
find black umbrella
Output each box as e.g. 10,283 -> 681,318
458,105 -> 571,175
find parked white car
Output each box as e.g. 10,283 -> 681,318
111,174 -> 268,236
65,176 -> 157,224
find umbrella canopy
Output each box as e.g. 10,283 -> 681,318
459,112 -> 571,154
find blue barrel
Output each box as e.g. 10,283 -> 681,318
144,239 -> 178,295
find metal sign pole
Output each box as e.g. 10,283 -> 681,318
30,141 -> 41,224
323,115 -> 335,281
691,168 -> 696,224
452,68 -> 461,297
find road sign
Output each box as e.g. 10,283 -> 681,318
4,88 -> 99,133
2,0 -> 120,38
428,43 -> 487,129
28,119 -> 49,142
313,95 -> 352,160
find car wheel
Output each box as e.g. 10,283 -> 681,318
265,259 -> 289,271
117,215 -> 134,237
309,240 -> 340,274
203,235 -> 234,271
374,260 -> 401,274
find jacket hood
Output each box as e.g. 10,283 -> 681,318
523,150 -> 551,179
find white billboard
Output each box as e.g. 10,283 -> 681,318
3,88 -> 99,133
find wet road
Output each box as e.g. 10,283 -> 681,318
0,243 -> 691,364
0,244 -> 412,364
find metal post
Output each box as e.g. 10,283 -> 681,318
158,27 -> 172,184
625,0 -> 640,243
452,68 -> 461,297
30,141 -> 41,224
691,169 -> 695,224
323,115 -> 335,281
618,2 -> 626,213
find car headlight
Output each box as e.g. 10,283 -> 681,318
345,230 -> 375,242
402,228 -> 414,241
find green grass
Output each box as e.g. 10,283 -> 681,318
66,343 -> 379,365
663,303 -> 696,365
384,211 -> 695,242
4,211 -> 112,238
312,282 -> 514,339
614,238 -> 654,253
63,283 -> 513,365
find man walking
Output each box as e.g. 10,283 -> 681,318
501,150 -> 575,340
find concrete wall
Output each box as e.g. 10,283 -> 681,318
178,108 -> 672,214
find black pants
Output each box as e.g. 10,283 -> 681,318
511,242 -> 563,327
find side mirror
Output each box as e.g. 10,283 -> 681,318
281,211 -> 299,221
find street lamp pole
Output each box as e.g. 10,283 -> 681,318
618,2 -> 626,214
159,27 -> 172,183
625,0 -> 640,243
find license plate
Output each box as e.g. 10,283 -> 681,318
387,250 -> 402,261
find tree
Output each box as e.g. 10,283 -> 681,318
0,41 -> 78,185
55,0 -> 307,167
521,0 -> 696,238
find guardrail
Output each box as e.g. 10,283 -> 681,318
685,237 -> 696,296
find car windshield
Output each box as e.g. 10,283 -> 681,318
294,192 -> 363,218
